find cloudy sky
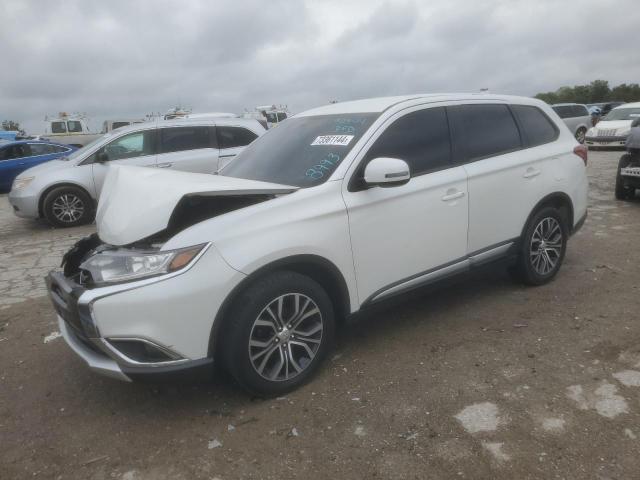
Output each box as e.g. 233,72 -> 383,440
1,0 -> 638,133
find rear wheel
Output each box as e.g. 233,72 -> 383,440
575,127 -> 587,144
511,207 -> 568,286
615,155 -> 634,200
42,186 -> 94,228
222,271 -> 335,396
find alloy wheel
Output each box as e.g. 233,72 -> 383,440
248,293 -> 323,381
529,217 -> 563,275
576,129 -> 586,144
52,193 -> 85,223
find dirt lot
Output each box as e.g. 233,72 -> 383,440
1,151 -> 639,480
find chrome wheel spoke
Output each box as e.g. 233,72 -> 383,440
52,194 -> 83,222
248,293 -> 323,382
529,216 -> 563,276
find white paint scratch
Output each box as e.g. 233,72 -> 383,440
482,442 -> 511,463
541,417 -> 565,432
455,402 -> 502,433
624,428 -> 637,440
567,382 -> 628,418
208,439 -> 222,449
613,370 -> 640,387
354,426 -> 366,437
43,331 -> 61,344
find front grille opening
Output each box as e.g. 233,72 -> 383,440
108,339 -> 179,363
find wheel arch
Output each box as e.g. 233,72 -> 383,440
38,182 -> 96,218
208,254 -> 351,358
521,192 -> 574,239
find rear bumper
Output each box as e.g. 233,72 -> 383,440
571,211 -> 587,236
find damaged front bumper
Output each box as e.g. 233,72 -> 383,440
46,240 -> 244,382
47,271 -> 215,382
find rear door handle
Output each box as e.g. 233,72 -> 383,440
219,154 -> 236,158
523,167 -> 541,179
441,190 -> 465,202
156,162 -> 172,168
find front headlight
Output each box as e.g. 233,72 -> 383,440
618,128 -> 631,136
587,127 -> 596,136
79,244 -> 207,285
12,176 -> 34,190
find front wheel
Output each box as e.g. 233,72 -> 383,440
222,271 -> 335,396
42,186 -> 94,228
575,127 -> 587,144
511,207 -> 568,286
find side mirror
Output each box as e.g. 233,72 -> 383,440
95,151 -> 109,163
363,157 -> 410,187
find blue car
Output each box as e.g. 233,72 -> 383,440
0,140 -> 77,192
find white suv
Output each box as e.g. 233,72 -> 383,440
46,94 -> 588,395
9,118 -> 264,227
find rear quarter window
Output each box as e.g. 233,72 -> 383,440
217,127 -> 258,149
511,105 -> 559,147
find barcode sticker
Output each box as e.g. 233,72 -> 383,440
311,135 -> 354,146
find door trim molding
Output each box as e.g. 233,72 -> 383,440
361,239 -> 517,307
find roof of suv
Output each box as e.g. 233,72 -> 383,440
298,93 -> 544,116
106,117 -> 265,136
552,103 -> 588,107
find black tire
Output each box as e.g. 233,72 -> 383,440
511,207 -> 568,286
42,186 -> 94,228
222,271 -> 335,396
615,155 -> 633,201
575,127 -> 587,144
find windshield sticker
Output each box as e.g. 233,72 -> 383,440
335,124 -> 356,134
311,135 -> 354,146
306,153 -> 340,180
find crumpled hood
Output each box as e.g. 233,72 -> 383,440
96,165 -> 297,246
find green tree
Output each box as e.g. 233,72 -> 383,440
589,80 -> 610,103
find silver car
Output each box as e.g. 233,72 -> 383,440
9,118 -> 265,227
551,103 -> 591,144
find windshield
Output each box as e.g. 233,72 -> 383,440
602,108 -> 640,121
221,113 -> 379,187
63,134 -> 109,161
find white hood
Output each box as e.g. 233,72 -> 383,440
594,120 -> 633,132
96,165 -> 297,246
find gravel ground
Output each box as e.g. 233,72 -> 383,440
0,151 -> 639,480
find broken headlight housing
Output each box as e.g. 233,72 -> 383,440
79,244 -> 207,286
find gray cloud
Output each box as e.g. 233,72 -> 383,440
1,0 -> 638,133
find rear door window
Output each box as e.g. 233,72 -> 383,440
573,105 -> 589,117
448,104 -> 522,162
217,127 -> 258,149
159,126 -> 212,154
363,107 -> 451,176
511,105 -> 558,147
552,106 -> 573,119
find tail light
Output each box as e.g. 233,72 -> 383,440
573,145 -> 588,165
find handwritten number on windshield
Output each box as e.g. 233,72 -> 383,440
306,153 -> 340,180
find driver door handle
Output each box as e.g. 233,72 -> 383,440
441,190 -> 465,202
156,162 -> 172,168
523,167 -> 541,179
